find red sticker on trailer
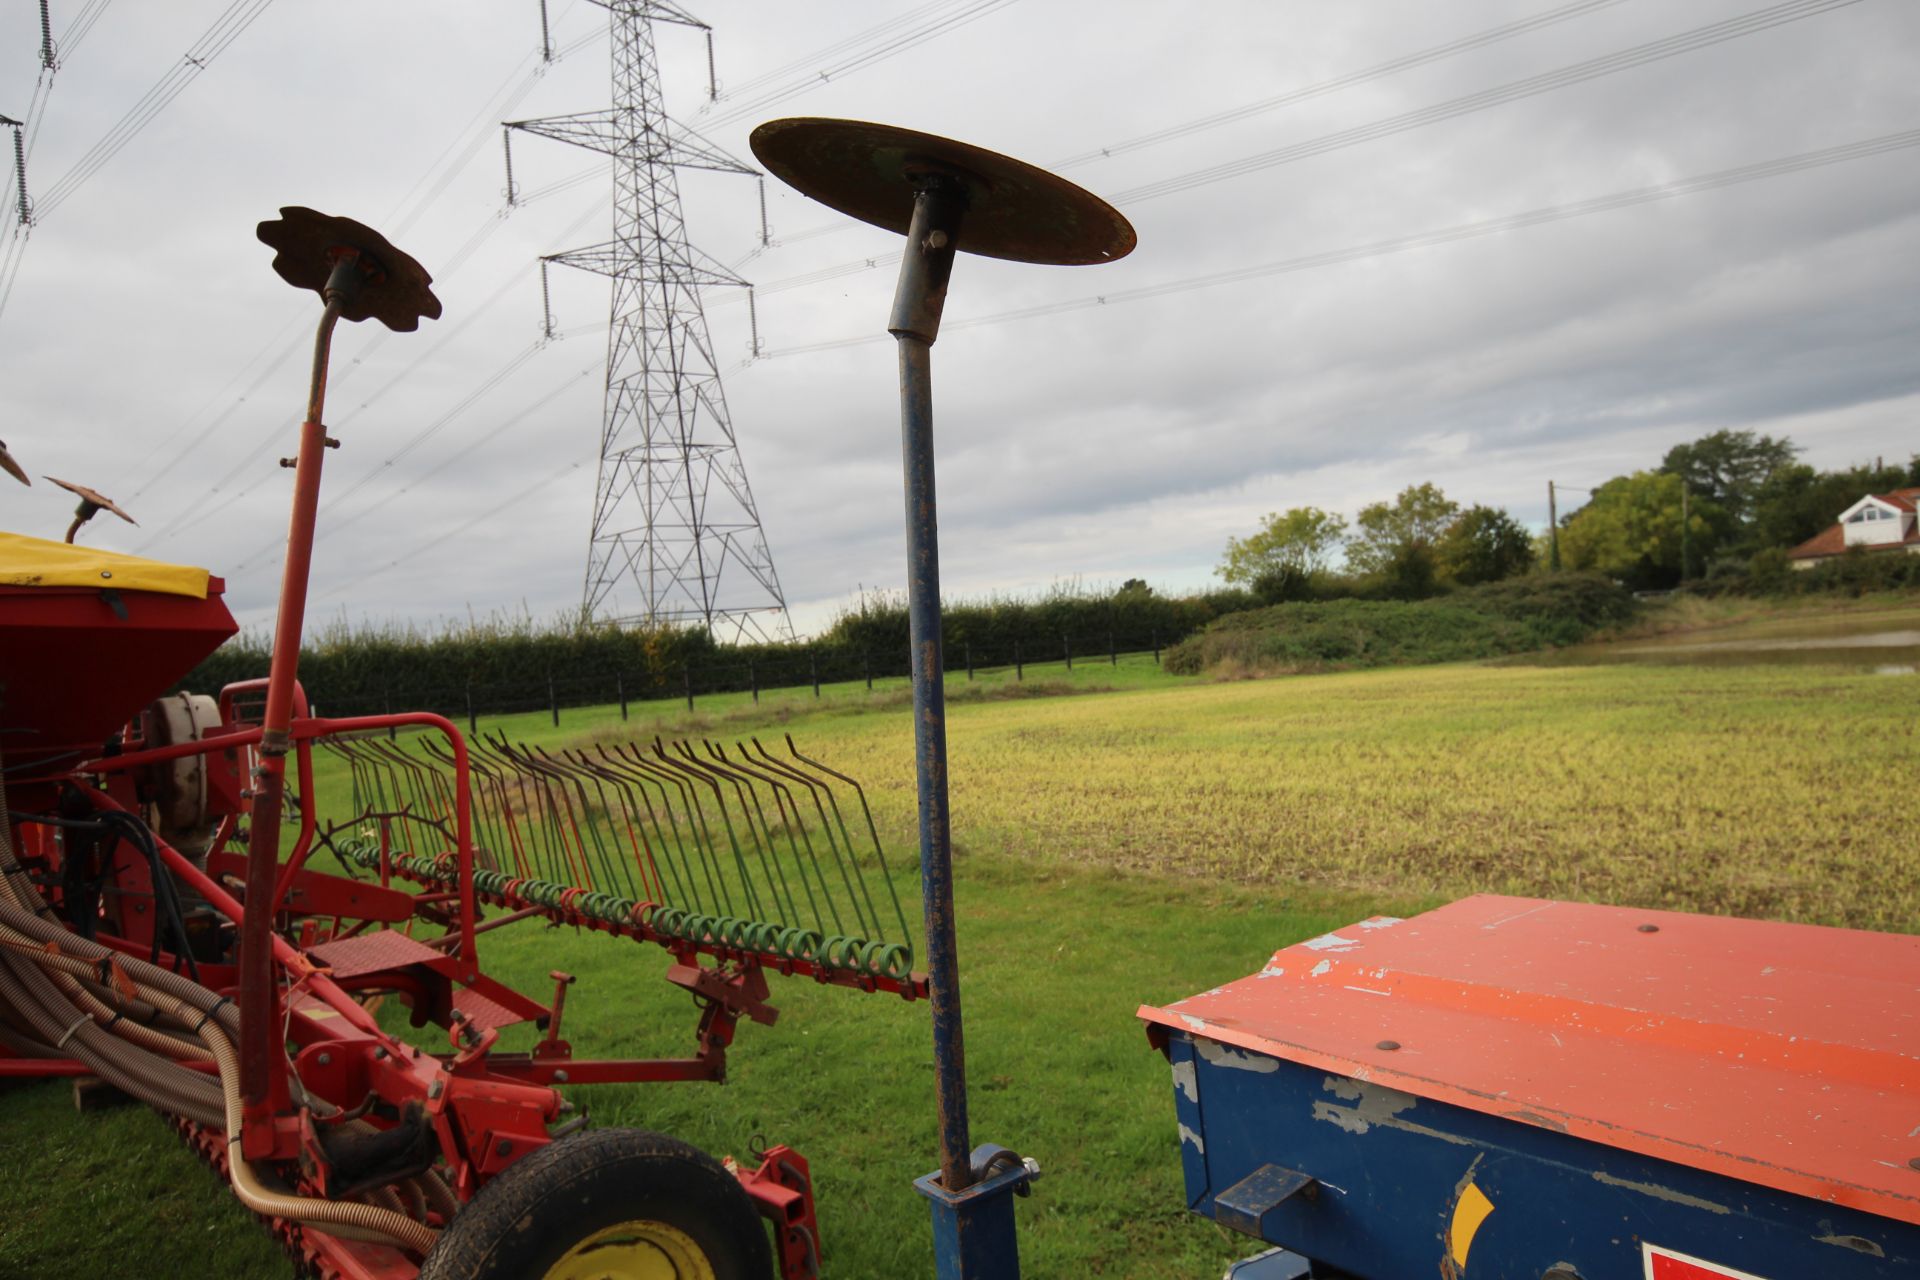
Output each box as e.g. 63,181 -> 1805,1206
1643,1243 -> 1771,1280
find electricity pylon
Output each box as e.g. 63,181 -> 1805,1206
507,0 -> 790,642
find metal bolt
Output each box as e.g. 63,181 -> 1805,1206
1021,1156 -> 1042,1182
279,458 -> 296,468
1909,1157 -> 1920,1172
552,1069 -> 569,1083
1376,1040 -> 1401,1052
316,1052 -> 331,1067
98,570 -> 112,579
1638,924 -> 1660,933
925,230 -> 949,250
371,1047 -> 387,1060
428,1078 -> 444,1100
496,1140 -> 513,1158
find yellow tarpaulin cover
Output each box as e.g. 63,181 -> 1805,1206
0,530 -> 211,599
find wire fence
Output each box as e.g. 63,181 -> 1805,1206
296,629 -> 1173,732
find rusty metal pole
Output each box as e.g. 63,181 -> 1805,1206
238,263 -> 351,1133
890,173 -> 974,1194
748,118 -> 1134,1278
241,207 -> 440,1155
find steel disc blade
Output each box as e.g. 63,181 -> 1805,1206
749,118 -> 1135,266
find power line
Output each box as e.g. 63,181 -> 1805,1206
117,11 -> 608,525
33,0 -> 279,220
1051,0 -> 1633,171
700,0 -> 1020,130
312,455 -> 585,603
761,128 -> 1920,358
709,0 -> 1875,312
1113,0 -> 1866,206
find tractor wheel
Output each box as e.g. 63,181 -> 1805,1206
419,1128 -> 772,1280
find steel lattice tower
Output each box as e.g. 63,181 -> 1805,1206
508,1 -> 790,642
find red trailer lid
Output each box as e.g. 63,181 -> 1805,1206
1139,895 -> 1920,1226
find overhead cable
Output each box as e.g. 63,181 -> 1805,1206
1051,0 -> 1633,170
33,0 -> 279,220
763,128 -> 1920,358
1112,0 -> 1866,205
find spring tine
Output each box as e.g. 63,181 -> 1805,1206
601,742 -> 704,910
596,744 -> 700,912
476,740 -> 537,882
748,738 -> 889,944
372,739 -> 454,852
494,736 -> 575,887
497,739 -> 591,891
706,741 -> 834,936
480,734 -> 551,881
651,738 -> 758,921
668,739 -> 780,925
696,740 -> 809,930
622,740 -> 728,915
780,733 -> 916,954
564,748 -> 663,905
461,747 -> 522,877
441,739 -> 503,873
421,737 -> 505,874
413,739 -> 483,868
534,745 -> 635,899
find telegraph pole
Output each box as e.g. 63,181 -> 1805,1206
1547,480 -> 1560,572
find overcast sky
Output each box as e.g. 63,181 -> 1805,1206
4,0 -> 1916,639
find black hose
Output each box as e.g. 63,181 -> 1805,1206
10,807 -> 202,982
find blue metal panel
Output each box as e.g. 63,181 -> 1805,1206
1165,1030 -> 1920,1280
916,1159 -> 1032,1279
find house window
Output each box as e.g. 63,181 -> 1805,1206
1848,512 -> 1865,523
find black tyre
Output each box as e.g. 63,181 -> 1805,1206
419,1128 -> 772,1280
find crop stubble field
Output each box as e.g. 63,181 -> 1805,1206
2,624 -> 1916,1277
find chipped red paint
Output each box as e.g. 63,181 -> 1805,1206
1139,894 -> 1920,1226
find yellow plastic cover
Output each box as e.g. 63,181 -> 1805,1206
0,530 -> 212,599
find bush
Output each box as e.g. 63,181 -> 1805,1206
177,581 -> 1270,715
1164,573 -> 1636,676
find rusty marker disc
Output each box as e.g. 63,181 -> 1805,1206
0,441 -> 27,487
46,476 -> 136,525
256,207 -> 443,331
749,118 -> 1135,266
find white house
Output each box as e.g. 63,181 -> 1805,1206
1788,487 -> 1920,568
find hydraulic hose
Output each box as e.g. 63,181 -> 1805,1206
0,748 -> 439,1256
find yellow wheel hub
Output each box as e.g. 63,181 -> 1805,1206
541,1218 -> 716,1280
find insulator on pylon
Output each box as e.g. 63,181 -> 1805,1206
39,1 -> 56,71
706,31 -> 718,101
502,130 -> 518,207
7,124 -> 28,228
747,287 -> 760,359
538,0 -> 554,62
540,260 -> 555,340
757,176 -> 770,247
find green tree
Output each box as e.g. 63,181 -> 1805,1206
1559,471 -> 1725,589
1218,507 -> 1348,585
1346,483 -> 1459,578
1660,430 -> 1798,528
1437,505 -> 1536,585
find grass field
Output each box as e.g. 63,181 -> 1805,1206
2,599 -> 1915,1278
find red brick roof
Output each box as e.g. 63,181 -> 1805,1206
1787,524 -> 1847,560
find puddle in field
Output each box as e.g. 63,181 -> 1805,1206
1520,611 -> 1920,670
